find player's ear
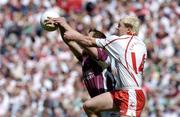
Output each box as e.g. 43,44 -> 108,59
126,27 -> 134,35
125,23 -> 134,35
127,28 -> 130,34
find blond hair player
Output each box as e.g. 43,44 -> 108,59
49,16 -> 147,117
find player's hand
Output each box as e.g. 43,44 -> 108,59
51,17 -> 66,26
52,17 -> 73,31
44,17 -> 70,30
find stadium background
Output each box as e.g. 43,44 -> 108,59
0,0 -> 179,117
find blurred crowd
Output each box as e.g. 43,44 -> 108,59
0,0 -> 179,117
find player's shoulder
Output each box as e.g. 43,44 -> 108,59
133,36 -> 147,52
106,35 -> 131,41
133,36 -> 146,46
107,35 -> 131,39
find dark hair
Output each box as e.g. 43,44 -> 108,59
89,29 -> 106,38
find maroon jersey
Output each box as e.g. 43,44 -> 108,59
80,48 -> 115,97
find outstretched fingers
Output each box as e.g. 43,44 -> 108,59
52,17 -> 67,27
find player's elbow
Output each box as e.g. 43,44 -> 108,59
84,37 -> 97,47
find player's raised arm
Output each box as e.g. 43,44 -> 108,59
49,17 -> 97,47
45,17 -> 83,61
47,17 -> 106,59
64,30 -> 97,47
62,29 -> 108,61
45,17 -> 106,61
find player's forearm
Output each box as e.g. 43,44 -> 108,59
78,36 -> 96,47
66,41 -> 83,61
68,32 -> 97,47
58,26 -> 83,60
57,20 -> 97,47
68,35 -> 99,60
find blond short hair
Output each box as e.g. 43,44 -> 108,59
121,16 -> 140,34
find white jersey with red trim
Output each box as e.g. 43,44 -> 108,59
96,35 -> 147,89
